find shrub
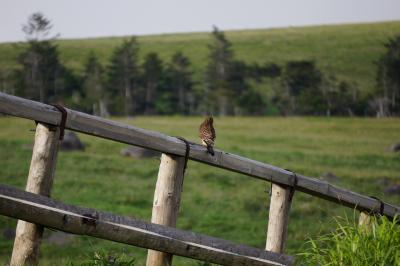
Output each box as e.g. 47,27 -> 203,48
298,215 -> 400,265
69,250 -> 136,266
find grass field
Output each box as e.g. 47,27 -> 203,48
1,21 -> 400,96
0,116 -> 399,265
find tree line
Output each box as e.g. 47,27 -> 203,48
1,13 -> 399,117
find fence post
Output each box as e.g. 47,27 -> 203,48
146,153 -> 185,266
358,211 -> 372,233
265,183 -> 292,253
10,123 -> 60,266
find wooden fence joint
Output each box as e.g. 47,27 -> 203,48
174,136 -> 191,175
50,103 -> 68,140
288,172 -> 298,202
370,196 -> 385,215
81,213 -> 99,227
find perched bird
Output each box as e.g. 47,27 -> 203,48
199,116 -> 216,156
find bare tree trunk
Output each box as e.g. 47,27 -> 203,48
347,108 -> 354,117
326,109 -> 331,117
92,102 -> 99,116
124,83 -> 132,116
219,95 -> 229,116
178,85 -> 185,114
145,82 -> 156,115
99,99 -> 109,118
392,91 -> 397,109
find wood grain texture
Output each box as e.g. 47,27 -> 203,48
0,93 -> 60,125
0,92 -> 399,220
358,212 -> 372,233
146,154 -> 185,266
0,184 -> 294,266
266,184 -> 292,253
10,123 -> 60,266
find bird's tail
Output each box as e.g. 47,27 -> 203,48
207,145 -> 215,156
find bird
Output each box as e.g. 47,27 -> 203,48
199,116 -> 216,156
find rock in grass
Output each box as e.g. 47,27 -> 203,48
384,183 -> 400,195
2,228 -> 15,240
377,177 -> 391,186
45,231 -> 75,246
60,131 -> 85,151
120,146 -> 160,159
389,143 -> 400,152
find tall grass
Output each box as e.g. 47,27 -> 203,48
299,215 -> 400,265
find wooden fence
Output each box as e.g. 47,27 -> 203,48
0,92 -> 399,265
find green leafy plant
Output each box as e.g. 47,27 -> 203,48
298,215 -> 400,265
70,250 -> 135,266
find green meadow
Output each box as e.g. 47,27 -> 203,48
0,116 -> 399,265
1,21 -> 400,95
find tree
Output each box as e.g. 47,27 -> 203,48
16,12 -> 66,103
320,74 -> 361,116
22,12 -> 55,41
165,51 -> 193,114
107,37 -> 140,116
0,67 -> 16,95
142,52 -> 164,115
233,62 -> 281,115
247,62 -> 281,81
227,60 -> 263,115
236,88 -> 266,115
205,26 -> 235,115
279,60 -> 324,115
375,35 -> 400,115
319,74 -> 338,116
82,52 -> 108,117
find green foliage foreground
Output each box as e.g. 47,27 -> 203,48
70,250 -> 136,266
299,215 -> 400,265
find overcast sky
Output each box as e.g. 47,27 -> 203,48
1,0 -> 400,43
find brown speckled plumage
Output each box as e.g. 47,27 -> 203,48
199,116 -> 216,156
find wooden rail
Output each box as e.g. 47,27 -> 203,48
0,92 -> 398,220
0,184 -> 294,266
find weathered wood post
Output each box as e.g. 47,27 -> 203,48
146,153 -> 186,266
10,123 -> 60,266
265,183 -> 293,254
358,211 -> 372,233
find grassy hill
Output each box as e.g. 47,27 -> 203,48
1,21 -> 400,95
0,116 -> 399,265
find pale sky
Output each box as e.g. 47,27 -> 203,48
1,0 -> 400,43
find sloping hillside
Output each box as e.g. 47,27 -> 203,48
0,21 -> 400,94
